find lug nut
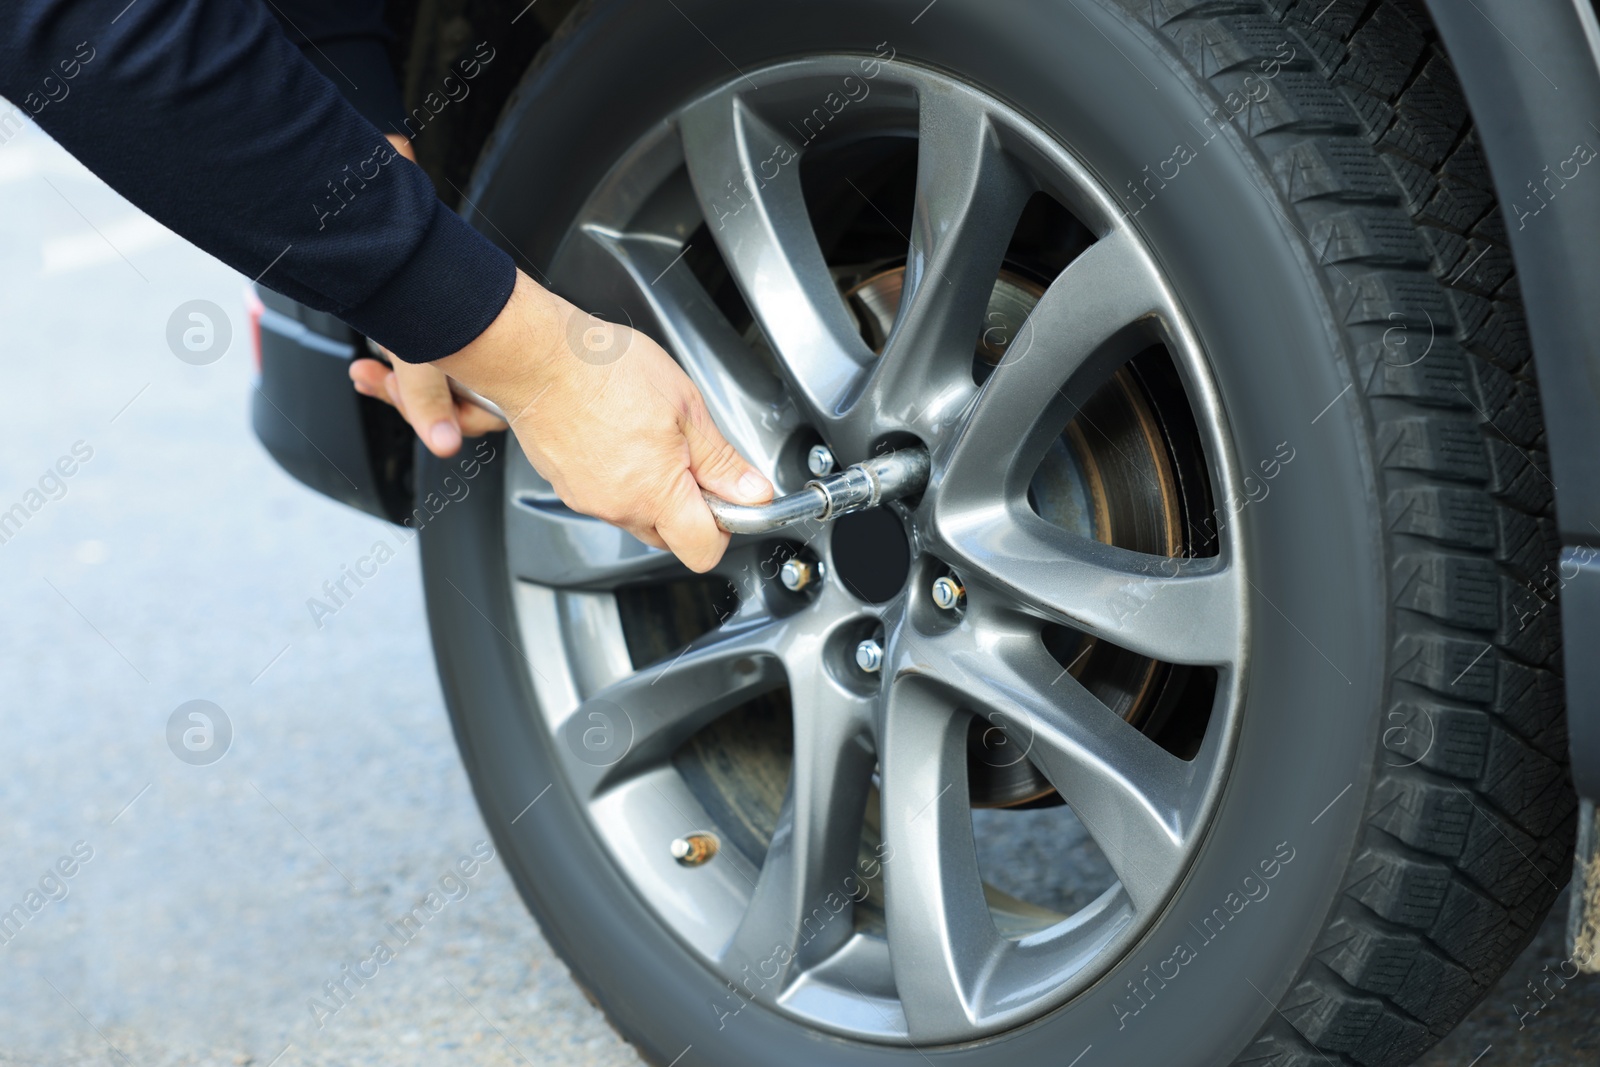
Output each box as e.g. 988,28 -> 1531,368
670,831 -> 719,867
807,444 -> 836,477
855,638 -> 883,673
931,576 -> 965,611
780,558 -> 815,592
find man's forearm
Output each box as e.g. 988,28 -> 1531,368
0,0 -> 514,361
264,0 -> 408,138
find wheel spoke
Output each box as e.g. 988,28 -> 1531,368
573,225 -> 796,476
570,613 -> 786,795
678,91 -> 874,425
936,506 -> 1244,666
937,629 -> 1194,914
878,677 -> 999,1041
936,225 -> 1170,505
849,88 -> 1032,441
505,491 -> 683,589
721,672 -> 876,988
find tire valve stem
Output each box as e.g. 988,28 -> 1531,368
931,576 -> 965,611
670,831 -> 719,868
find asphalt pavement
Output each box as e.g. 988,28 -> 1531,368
0,117 -> 1593,1067
0,119 -> 638,1067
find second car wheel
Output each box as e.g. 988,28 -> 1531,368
418,1 -> 1573,1063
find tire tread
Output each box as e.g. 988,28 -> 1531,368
1131,1 -> 1575,1063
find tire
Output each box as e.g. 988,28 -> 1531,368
416,1 -> 1574,1064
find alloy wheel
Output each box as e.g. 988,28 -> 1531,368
502,56 -> 1248,1045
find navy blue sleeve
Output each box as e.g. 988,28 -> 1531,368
0,0 -> 516,363
265,0 -> 408,133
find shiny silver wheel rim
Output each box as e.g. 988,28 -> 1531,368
503,56 -> 1248,1045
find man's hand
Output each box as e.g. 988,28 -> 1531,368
349,353 -> 508,455
439,271 -> 773,572
347,134 -> 770,571
413,272 -> 772,572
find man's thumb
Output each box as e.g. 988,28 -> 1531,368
686,413 -> 772,506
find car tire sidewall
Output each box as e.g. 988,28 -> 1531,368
423,1 -> 1387,1063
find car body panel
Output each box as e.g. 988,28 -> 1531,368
250,286 -> 412,524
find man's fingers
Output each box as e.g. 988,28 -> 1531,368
684,404 -> 771,505
381,373 -> 410,419
654,469 -> 730,573
455,400 -> 508,437
349,358 -> 392,403
384,133 -> 418,164
388,361 -> 462,457
350,359 -> 504,442
633,526 -> 670,552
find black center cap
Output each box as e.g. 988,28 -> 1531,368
830,508 -> 911,603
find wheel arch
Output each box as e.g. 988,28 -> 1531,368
378,0 -> 583,200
